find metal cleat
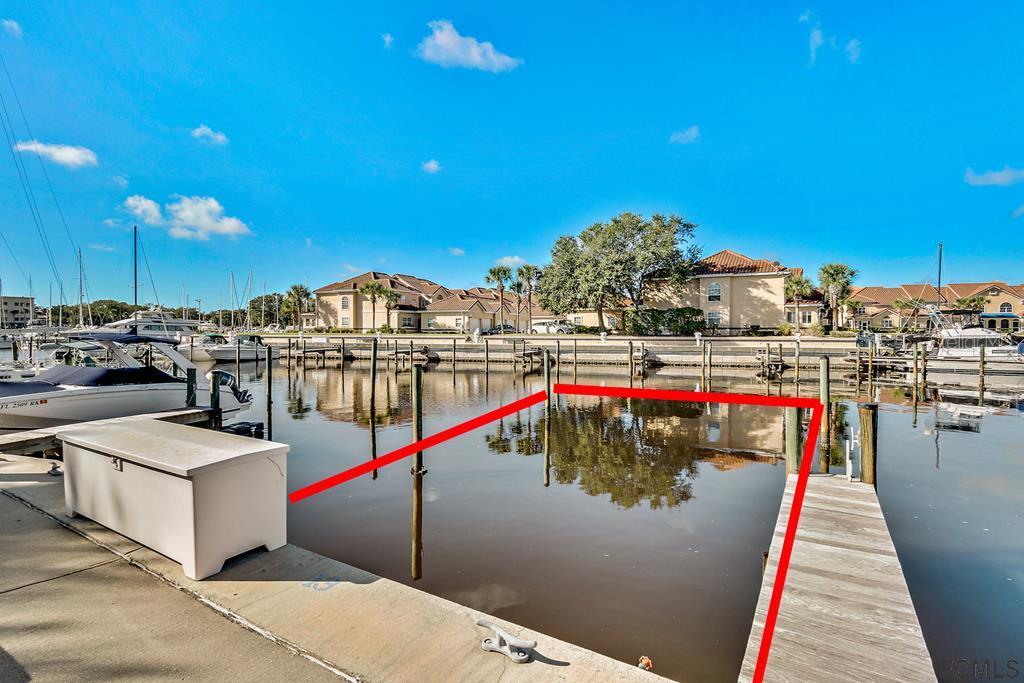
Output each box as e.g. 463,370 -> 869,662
475,619 -> 536,664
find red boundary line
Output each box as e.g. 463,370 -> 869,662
287,382 -> 823,683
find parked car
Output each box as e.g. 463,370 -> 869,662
482,324 -> 518,335
531,321 -> 573,334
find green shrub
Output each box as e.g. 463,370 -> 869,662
378,324 -> 394,334
777,322 -> 795,336
622,307 -> 707,336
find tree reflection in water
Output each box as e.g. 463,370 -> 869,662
486,398 -> 707,510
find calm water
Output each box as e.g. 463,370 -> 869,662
223,361 -> 1023,682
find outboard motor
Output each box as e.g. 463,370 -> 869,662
205,370 -> 252,405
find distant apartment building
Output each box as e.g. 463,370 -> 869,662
0,296 -> 35,328
645,250 -> 798,333
312,250 -> 802,334
847,282 -> 1024,332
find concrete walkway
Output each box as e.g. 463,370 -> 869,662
1,452 -> 667,682
0,492 -> 337,682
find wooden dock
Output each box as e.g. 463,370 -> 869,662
740,474 -> 935,682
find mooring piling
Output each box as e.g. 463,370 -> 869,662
185,368 -> 197,408
858,402 -> 878,486
784,406 -> 802,475
209,370 -> 222,430
979,346 -> 986,404
543,348 -> 551,406
411,365 -> 424,473
369,337 -> 378,412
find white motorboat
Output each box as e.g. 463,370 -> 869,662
206,334 -> 279,363
177,332 -> 231,362
0,333 -> 250,432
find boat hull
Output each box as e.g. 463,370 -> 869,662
0,383 -> 247,433
207,346 -> 278,362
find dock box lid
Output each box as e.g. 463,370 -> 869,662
56,420 -> 288,477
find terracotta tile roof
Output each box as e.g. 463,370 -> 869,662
849,286 -> 907,306
695,249 -> 791,275
424,295 -> 488,313
850,282 -> 1024,307
313,271 -> 420,295
393,274 -> 449,299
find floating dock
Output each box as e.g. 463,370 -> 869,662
740,474 -> 935,682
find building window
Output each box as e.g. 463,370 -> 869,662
341,297 -> 349,310
988,319 -> 997,329
859,321 -> 870,330
707,283 -> 722,302
427,318 -> 436,329
882,318 -> 892,328
455,317 -> 464,328
401,316 -> 414,327
800,311 -> 813,324
707,312 -> 721,327
573,315 -> 582,325
606,315 -> 618,328
1000,303 -> 1012,313
1000,319 -> 1010,329
786,311 -> 795,323
340,317 -> 350,327
1014,320 -> 1021,331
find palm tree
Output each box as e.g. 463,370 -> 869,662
510,277 -> 525,332
517,264 -> 540,332
383,290 -> 400,329
784,275 -> 814,330
818,263 -> 858,330
358,281 -> 389,331
955,295 -> 987,311
285,284 -> 311,328
891,298 -> 911,330
485,265 -> 512,332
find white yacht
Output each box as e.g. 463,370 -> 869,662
924,307 -> 1024,361
101,310 -> 205,339
0,333 -> 250,432
206,334 -> 279,363
177,332 -> 231,362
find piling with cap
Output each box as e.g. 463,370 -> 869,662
819,355 -> 831,453
369,337 -> 378,411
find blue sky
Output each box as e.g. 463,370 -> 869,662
0,2 -> 1022,308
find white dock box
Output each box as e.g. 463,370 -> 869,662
58,420 -> 288,580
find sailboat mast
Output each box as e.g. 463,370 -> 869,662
936,242 -> 943,308
132,225 -> 138,333
230,273 -> 235,329
77,247 -> 84,328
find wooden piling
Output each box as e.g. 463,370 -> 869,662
784,406 -> 802,475
484,337 -> 489,369
301,337 -> 307,366
628,340 -> 634,374
979,346 -> 986,403
555,340 -> 561,373
912,345 -> 919,400
452,337 -> 457,366
286,338 -> 291,363
819,356 -> 831,459
706,341 -> 713,383
369,337 -> 378,412
412,366 -> 424,472
209,370 -> 222,430
186,368 -> 197,408
858,403 -> 878,486
543,348 -> 551,406
920,349 -> 927,393
856,347 -> 862,382
868,344 -> 874,379
573,338 -> 578,365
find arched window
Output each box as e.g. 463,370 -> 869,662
707,283 -> 722,302
1000,302 -> 1012,313
1000,319 -> 1010,329
987,319 -> 997,329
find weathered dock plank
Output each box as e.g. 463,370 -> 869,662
739,474 -> 935,682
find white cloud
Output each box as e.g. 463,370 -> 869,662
846,38 -> 862,63
496,255 -> 525,267
798,11 -> 812,24
103,218 -> 124,228
14,140 -> 97,168
422,159 -> 442,174
191,124 -> 229,146
342,263 -> 360,273
382,33 -> 394,49
112,175 -> 129,188
1013,205 -> 1024,219
2,19 -> 22,38
964,166 -> 1024,187
165,195 -> 249,240
123,195 -> 163,225
669,125 -> 700,145
89,243 -> 115,252
809,24 -> 824,64
415,20 -> 522,73
122,194 -> 250,240
448,247 -> 465,256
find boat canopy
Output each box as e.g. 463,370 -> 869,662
31,365 -> 181,387
70,332 -> 178,345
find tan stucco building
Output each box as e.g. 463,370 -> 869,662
847,281 -> 1024,332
